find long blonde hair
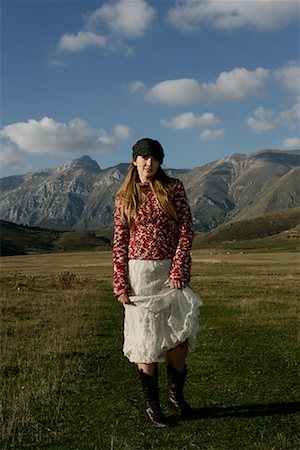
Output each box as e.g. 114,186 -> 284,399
116,163 -> 177,227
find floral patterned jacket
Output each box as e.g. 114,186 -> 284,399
113,178 -> 194,297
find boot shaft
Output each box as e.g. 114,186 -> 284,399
167,364 -> 194,417
167,364 -> 187,387
138,365 -> 169,427
138,365 -> 159,402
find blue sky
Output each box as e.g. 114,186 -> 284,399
1,0 -> 300,177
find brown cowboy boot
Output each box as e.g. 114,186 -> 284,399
167,364 -> 195,417
138,365 -> 169,428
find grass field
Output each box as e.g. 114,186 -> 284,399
1,250 -> 299,449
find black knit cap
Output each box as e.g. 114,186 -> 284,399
132,138 -> 164,163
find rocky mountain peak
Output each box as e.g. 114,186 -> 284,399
61,155 -> 101,173
0,150 -> 299,231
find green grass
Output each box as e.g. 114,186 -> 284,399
1,251 -> 299,449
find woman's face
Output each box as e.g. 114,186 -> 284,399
134,155 -> 160,183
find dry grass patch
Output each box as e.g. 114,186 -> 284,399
1,249 -> 299,449
0,270 -> 105,448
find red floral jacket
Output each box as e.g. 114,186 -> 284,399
113,178 -> 194,297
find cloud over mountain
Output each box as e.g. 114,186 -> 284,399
200,129 -> 225,141
1,117 -> 123,156
282,137 -> 300,148
0,117 -> 133,170
247,102 -> 300,133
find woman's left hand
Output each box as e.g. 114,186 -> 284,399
170,279 -> 186,289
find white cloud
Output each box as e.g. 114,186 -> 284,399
278,103 -> 300,128
114,124 -> 132,139
166,0 -> 299,32
281,136 -> 300,148
246,106 -> 275,133
146,67 -> 269,105
0,144 -> 27,169
58,31 -> 108,52
85,0 -> 155,38
146,79 -> 199,105
211,67 -> 269,101
161,112 -> 219,129
133,63 -> 298,107
247,102 -> 300,134
128,80 -> 146,94
200,128 -> 224,141
273,62 -> 300,93
57,0 -> 155,54
1,117 -> 116,156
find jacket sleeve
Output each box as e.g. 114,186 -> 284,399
169,180 -> 194,283
112,195 -> 131,297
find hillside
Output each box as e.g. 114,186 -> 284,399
181,150 -> 300,229
0,150 -> 300,232
1,206 -> 300,256
0,220 -> 111,256
193,207 -> 300,252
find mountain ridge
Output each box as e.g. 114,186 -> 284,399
1,149 -> 299,232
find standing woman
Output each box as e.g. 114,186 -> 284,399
113,138 -> 202,427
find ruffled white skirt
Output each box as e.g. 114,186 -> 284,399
123,259 -> 202,364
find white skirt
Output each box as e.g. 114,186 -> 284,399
123,259 -> 203,364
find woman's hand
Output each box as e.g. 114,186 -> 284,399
118,293 -> 134,305
170,279 -> 186,290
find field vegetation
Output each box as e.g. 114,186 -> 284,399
194,207 -> 300,252
0,220 -> 112,256
1,249 -> 299,449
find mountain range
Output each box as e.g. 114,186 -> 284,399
0,149 -> 300,232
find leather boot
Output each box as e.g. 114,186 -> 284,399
138,365 -> 169,428
167,365 -> 194,417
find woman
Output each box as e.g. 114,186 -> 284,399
113,138 -> 202,427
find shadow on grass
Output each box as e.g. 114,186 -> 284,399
190,401 -> 300,420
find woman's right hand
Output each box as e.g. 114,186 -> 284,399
118,293 -> 134,305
